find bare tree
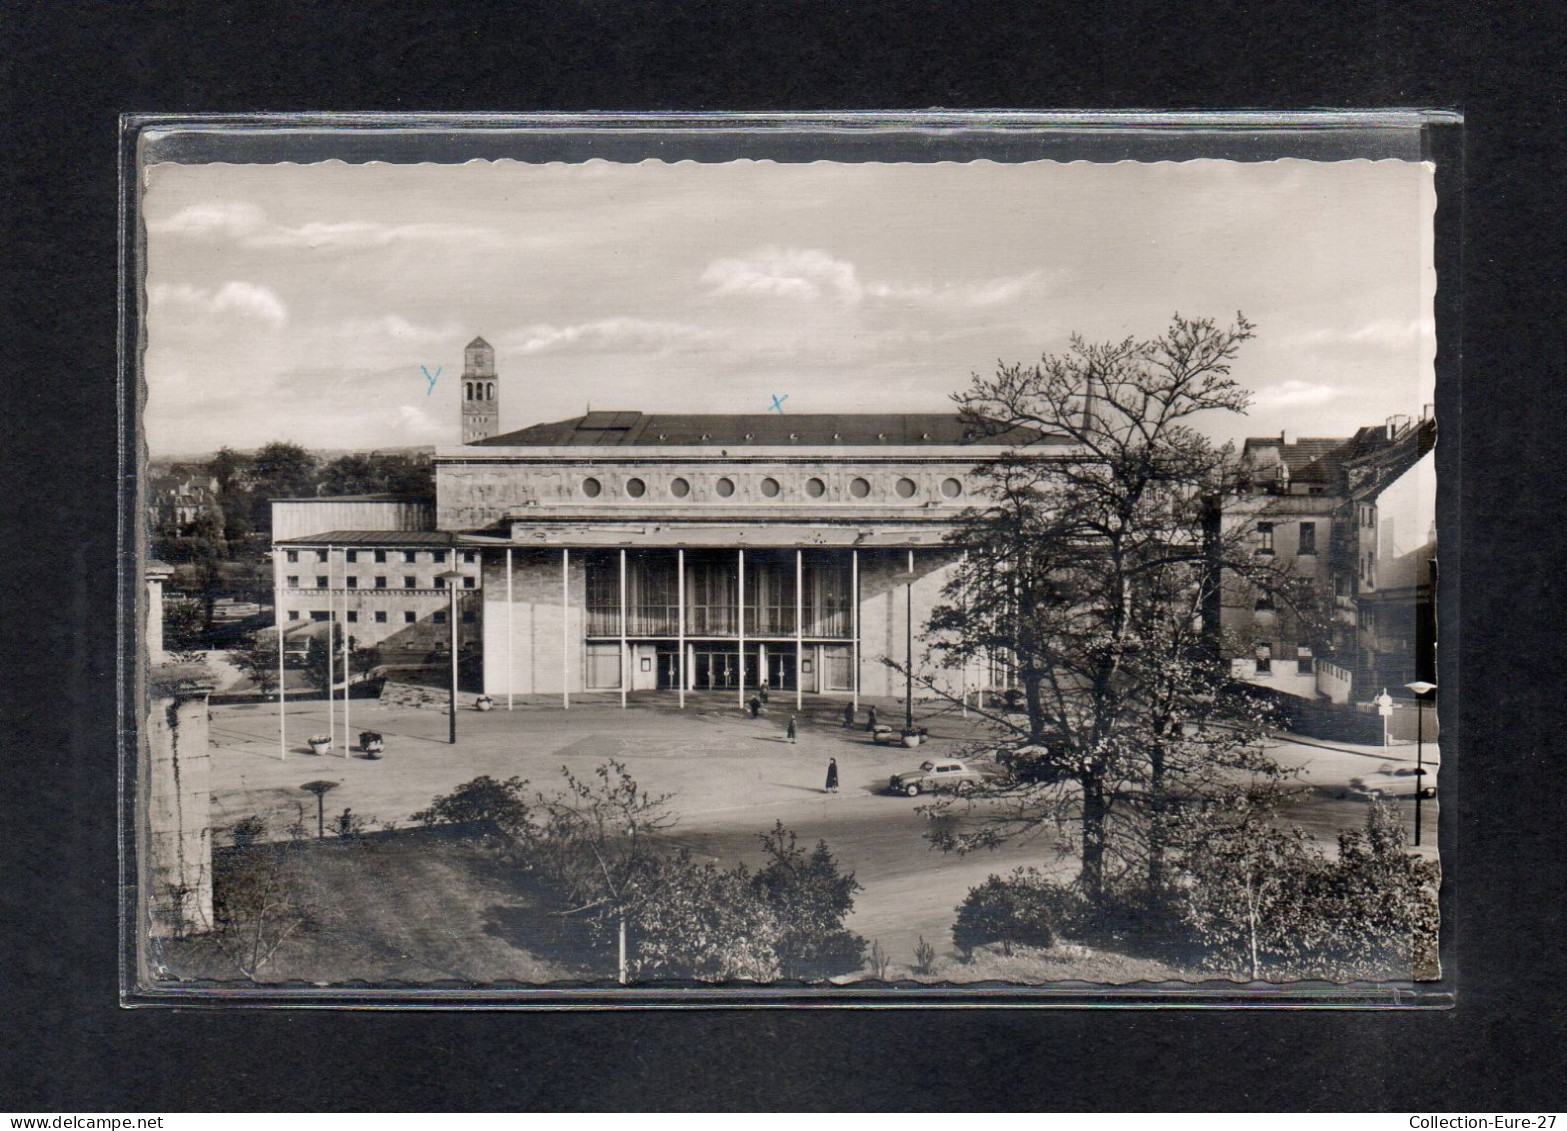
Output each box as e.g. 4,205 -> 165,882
921,313 -> 1291,905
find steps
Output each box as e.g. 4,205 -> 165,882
378,680 -> 488,713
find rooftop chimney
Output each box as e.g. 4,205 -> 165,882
1280,429 -> 1295,445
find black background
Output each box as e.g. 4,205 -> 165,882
4,0 -> 1564,1112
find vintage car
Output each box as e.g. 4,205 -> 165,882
887,758 -> 988,796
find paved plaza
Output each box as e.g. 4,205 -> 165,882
205,693 -> 1440,964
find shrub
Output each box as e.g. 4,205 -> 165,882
411,775 -> 533,838
628,854 -> 782,982
751,821 -> 867,980
1316,800 -> 1440,980
229,815 -> 267,848
953,868 -> 1065,958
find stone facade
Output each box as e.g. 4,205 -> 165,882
140,663 -> 217,942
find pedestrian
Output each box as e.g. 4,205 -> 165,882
787,714 -> 797,743
866,705 -> 878,732
758,683 -> 770,706
825,757 -> 839,793
842,701 -> 855,728
748,694 -> 761,718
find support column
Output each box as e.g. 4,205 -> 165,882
341,548 -> 350,758
326,546 -> 335,753
275,566 -> 286,761
677,548 -> 686,709
795,549 -> 804,709
851,548 -> 860,711
619,548 -> 628,709
737,548 -> 746,709
562,548 -> 570,710
506,547 -> 514,710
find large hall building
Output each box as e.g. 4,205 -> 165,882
272,338 -> 1052,707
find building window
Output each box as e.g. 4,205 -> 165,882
625,477 -> 647,498
404,611 -> 416,624
346,610 -> 358,623
433,611 -> 447,624
374,549 -> 387,563
316,550 -> 328,563
346,550 -> 358,563
316,576 -> 328,588
1256,522 -> 1274,554
487,382 -> 495,400
462,611 -> 476,624
286,550 -> 299,563
896,477 -> 918,498
1255,643 -> 1272,674
346,576 -> 358,588
670,477 -> 691,498
374,611 -> 387,623
582,476 -> 602,498
715,477 -> 736,498
311,611 -> 328,622
463,576 -> 476,589
805,477 -> 825,498
1297,646 -> 1314,674
1298,522 -> 1317,556
375,576 -> 387,589
288,610 -> 300,621
760,477 -> 781,498
941,477 -> 963,498
287,576 -> 299,588
463,551 -> 476,564
849,477 -> 870,498
432,550 -> 447,563
404,550 -> 417,564
404,576 -> 417,588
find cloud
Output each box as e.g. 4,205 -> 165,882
701,247 -> 863,303
1252,380 -> 1341,408
243,220 -> 492,250
335,314 -> 458,343
866,270 -> 1047,308
149,281 -> 288,327
397,404 -> 447,440
148,201 -> 266,237
498,318 -> 723,356
1285,318 -> 1434,350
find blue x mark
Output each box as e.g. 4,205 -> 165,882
769,393 -> 789,414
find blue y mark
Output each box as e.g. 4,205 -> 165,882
421,365 -> 442,395
769,393 -> 789,414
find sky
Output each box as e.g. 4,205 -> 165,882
142,158 -> 1436,456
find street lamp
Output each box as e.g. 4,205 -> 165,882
1406,680 -> 1437,846
436,570 -> 464,745
300,780 -> 338,839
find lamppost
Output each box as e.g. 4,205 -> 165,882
300,780 -> 338,839
437,569 -> 464,745
1406,680 -> 1437,846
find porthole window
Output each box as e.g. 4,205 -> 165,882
896,477 -> 918,498
805,477 -> 826,498
849,477 -> 871,498
670,477 -> 691,498
760,477 -> 781,498
716,477 -> 736,498
941,477 -> 963,498
626,477 -> 646,498
582,477 -> 602,498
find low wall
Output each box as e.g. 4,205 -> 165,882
378,679 -> 489,713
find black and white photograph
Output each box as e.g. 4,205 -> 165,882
131,141 -> 1441,1000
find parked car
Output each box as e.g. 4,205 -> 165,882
888,758 -> 989,797
995,743 -> 1069,784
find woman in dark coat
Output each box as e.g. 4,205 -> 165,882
786,714 -> 797,743
865,705 -> 878,732
825,757 -> 839,793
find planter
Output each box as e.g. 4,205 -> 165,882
475,696 -> 495,712
307,735 -> 332,756
359,730 -> 384,758
901,732 -> 923,749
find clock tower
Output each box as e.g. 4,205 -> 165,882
461,336 -> 499,443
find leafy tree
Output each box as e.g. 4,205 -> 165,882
232,631 -> 282,697
629,854 -> 783,982
248,442 -> 318,533
163,598 -> 208,653
209,446 -> 249,496
411,775 -> 534,838
302,622 -> 346,695
919,313 -> 1288,904
1316,801 -> 1440,980
532,760 -> 678,984
319,451 -> 435,499
751,820 -> 867,979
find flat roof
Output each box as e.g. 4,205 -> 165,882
275,530 -> 457,546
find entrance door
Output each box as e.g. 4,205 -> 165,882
656,648 -> 681,690
695,647 -> 738,689
765,648 -> 796,691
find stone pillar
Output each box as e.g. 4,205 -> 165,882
146,560 -> 174,665
140,662 -> 218,946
